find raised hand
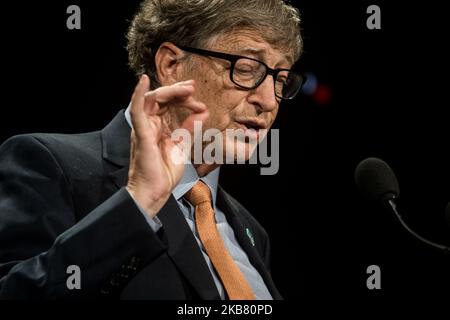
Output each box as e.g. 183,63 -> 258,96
126,74 -> 209,218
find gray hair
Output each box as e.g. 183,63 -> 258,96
127,0 -> 303,89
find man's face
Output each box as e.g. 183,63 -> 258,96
178,30 -> 292,162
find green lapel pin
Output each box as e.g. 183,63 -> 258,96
246,228 -> 255,246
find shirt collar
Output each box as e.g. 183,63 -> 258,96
124,104 -> 220,205
172,162 -> 220,205
124,103 -> 132,128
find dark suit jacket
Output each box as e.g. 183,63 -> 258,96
0,111 -> 281,299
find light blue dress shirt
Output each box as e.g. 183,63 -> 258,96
124,106 -> 272,300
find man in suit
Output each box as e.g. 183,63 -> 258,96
0,0 -> 304,299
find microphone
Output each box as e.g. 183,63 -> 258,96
355,157 -> 450,254
354,157 -> 399,203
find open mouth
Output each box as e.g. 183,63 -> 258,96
235,119 -> 267,140
236,119 -> 266,131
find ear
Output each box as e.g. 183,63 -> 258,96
155,42 -> 186,85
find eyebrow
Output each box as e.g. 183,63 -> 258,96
235,47 -> 292,67
236,47 -> 265,61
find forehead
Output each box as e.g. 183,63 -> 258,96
211,30 -> 293,67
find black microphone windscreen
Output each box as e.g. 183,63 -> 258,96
355,157 -> 400,203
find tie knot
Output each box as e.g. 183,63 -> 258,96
184,180 -> 212,206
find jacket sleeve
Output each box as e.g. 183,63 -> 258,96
0,135 -> 166,299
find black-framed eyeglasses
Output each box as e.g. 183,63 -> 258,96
178,46 -> 306,100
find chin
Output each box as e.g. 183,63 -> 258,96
223,138 -> 258,164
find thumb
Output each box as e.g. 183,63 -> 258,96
130,74 -> 151,136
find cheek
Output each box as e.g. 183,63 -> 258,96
200,90 -> 242,131
266,106 -> 280,128
196,64 -> 254,132
204,101 -> 235,131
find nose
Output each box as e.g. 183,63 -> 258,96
246,75 -> 279,113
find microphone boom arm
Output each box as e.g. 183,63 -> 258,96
387,198 -> 450,254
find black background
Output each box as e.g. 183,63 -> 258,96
1,0 -> 449,308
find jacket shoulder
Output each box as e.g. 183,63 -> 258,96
1,131 -> 101,155
0,131 -> 104,197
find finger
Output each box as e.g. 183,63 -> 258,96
163,138 -> 189,168
144,85 -> 208,116
130,74 -> 151,135
156,98 -> 207,116
180,107 -> 210,137
145,81 -> 195,104
143,85 -> 194,116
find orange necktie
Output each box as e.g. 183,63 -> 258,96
185,181 -> 256,300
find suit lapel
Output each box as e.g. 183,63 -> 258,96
157,197 -> 221,299
217,186 -> 282,299
100,111 -> 132,198
101,110 -> 220,299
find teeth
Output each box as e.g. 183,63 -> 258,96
246,123 -> 259,130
